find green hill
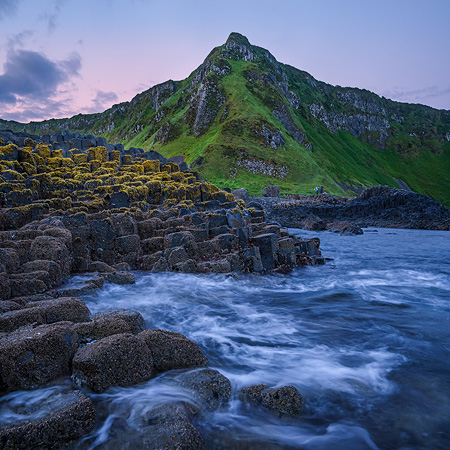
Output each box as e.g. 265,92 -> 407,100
2,32 -> 450,206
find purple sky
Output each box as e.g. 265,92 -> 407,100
0,0 -> 449,123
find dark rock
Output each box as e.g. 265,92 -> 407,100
177,369 -> 231,411
110,213 -> 137,237
88,260 -> 116,273
261,185 -> 280,198
29,235 -> 70,276
231,188 -> 249,202
116,234 -> 140,254
173,259 -> 197,273
102,271 -> 135,285
302,216 -> 327,231
327,221 -> 364,235
164,231 -> 198,257
0,388 -> 96,450
72,333 -> 153,393
249,233 -> 278,271
74,309 -> 145,342
90,219 -> 116,264
21,260 -> 62,287
140,402 -> 206,450
0,272 -> 11,300
9,276 -> 47,297
0,322 -> 79,391
0,297 -> 90,332
0,248 -> 20,273
242,247 -> 264,273
139,329 -> 208,372
239,384 -> 303,416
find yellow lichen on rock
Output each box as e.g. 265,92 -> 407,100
51,149 -> 63,158
143,160 -> 160,173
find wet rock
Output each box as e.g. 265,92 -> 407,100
21,260 -> 62,287
29,235 -> 71,276
141,402 -> 206,450
197,259 -> 231,273
72,333 -> 153,393
302,216 -> 327,231
165,231 -> 198,258
0,388 -> 96,450
249,233 -> 278,272
88,260 -> 116,273
0,322 -> 79,391
139,329 -> 208,372
173,259 -> 197,273
239,384 -> 303,416
242,247 -> 264,273
167,246 -> 188,267
116,234 -> 140,254
177,369 -> 231,411
74,309 -> 146,342
9,275 -> 48,297
141,236 -> 164,253
102,271 -> 135,285
327,221 -> 364,235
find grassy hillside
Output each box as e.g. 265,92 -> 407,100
1,33 -> 449,207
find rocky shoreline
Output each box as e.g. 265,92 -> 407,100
242,185 -> 450,231
0,130 -> 319,448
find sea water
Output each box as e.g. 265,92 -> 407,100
7,228 -> 450,449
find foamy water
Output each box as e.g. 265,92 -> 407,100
2,228 -> 448,449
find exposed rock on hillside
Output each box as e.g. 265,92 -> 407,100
2,33 -> 449,206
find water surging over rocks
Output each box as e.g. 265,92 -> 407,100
0,130 -> 323,448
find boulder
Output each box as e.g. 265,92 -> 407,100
74,309 -> 146,342
177,369 -> 231,411
231,188 -> 249,202
21,260 -> 62,287
139,329 -> 208,372
72,333 -> 153,393
0,388 -> 96,450
29,235 -> 70,276
261,185 -> 280,197
239,384 -> 303,416
327,221 -> 364,235
88,261 -> 116,273
102,271 -> 135,285
139,402 -> 206,450
0,322 -> 79,392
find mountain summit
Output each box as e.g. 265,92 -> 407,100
2,33 -> 450,206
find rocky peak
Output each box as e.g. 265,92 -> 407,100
221,32 -> 256,62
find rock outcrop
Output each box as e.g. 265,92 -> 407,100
254,186 -> 450,230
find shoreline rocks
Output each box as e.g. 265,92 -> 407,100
249,186 -> 450,231
0,131 -> 318,448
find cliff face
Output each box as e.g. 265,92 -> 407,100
1,33 -> 450,207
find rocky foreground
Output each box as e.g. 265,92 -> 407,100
0,130 -> 319,448
240,185 -> 450,231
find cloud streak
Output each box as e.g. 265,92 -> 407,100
84,90 -> 119,113
383,85 -> 450,105
0,0 -> 20,21
0,48 -> 81,105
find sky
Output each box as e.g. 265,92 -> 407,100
0,0 -> 449,123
